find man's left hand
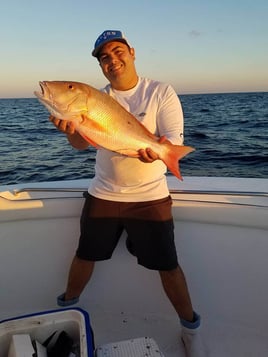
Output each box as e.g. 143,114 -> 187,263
138,136 -> 169,163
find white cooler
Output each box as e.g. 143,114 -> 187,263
0,308 -> 94,357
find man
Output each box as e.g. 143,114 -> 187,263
51,30 -> 207,357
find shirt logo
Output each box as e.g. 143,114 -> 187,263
137,112 -> 146,117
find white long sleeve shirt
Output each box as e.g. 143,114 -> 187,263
88,77 -> 184,202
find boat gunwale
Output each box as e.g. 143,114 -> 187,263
0,186 -> 266,209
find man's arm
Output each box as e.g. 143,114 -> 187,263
139,84 -> 183,163
157,84 -> 184,146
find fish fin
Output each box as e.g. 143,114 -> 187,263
116,148 -> 140,157
76,118 -> 104,148
82,135 -> 100,148
163,145 -> 195,181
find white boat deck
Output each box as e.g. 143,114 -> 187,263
0,176 -> 268,356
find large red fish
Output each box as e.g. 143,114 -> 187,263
35,81 -> 195,180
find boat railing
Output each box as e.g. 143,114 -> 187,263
10,187 -> 267,197
169,189 -> 267,197
12,187 -> 86,196
2,187 -> 265,209
170,189 -> 268,209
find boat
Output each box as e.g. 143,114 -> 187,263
0,175 -> 267,356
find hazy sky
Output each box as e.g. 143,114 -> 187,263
1,0 -> 267,98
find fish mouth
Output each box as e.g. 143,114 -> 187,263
34,82 -> 64,118
34,81 -> 50,100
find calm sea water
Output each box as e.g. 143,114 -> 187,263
1,92 -> 267,186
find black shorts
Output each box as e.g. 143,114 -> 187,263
76,194 -> 178,270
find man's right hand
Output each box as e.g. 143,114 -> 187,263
49,115 -> 89,150
49,115 -> 76,135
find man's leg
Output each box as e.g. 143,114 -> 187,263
159,265 -> 193,321
159,265 -> 208,357
57,195 -> 121,306
57,256 -> 95,306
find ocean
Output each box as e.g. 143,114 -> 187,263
1,92 -> 267,186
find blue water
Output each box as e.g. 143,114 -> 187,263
1,92 -> 267,185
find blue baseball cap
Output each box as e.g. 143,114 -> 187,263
92,30 -> 131,57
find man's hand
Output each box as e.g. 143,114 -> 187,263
49,115 -> 76,135
49,115 -> 89,150
138,136 -> 169,163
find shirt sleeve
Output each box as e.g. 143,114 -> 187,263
156,84 -> 184,145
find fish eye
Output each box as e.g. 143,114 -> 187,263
68,84 -> 74,90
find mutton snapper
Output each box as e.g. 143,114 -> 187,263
34,81 -> 195,180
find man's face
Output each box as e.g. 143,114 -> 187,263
97,41 -> 135,83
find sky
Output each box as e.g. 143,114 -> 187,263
1,0 -> 268,98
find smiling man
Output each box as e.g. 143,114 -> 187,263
51,30 -> 208,357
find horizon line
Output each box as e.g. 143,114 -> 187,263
1,89 -> 268,100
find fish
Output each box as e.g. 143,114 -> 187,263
34,81 -> 195,180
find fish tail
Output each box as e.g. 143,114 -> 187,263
163,145 -> 195,181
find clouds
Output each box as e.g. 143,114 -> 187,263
188,30 -> 202,38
